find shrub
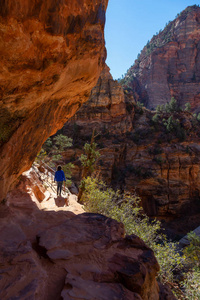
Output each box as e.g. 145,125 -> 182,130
134,101 -> 144,115
163,116 -> 186,141
35,134 -> 73,168
156,105 -> 162,113
35,148 -> 48,164
79,142 -> 100,175
152,113 -> 160,123
78,136 -> 100,202
183,232 -> 200,268
182,268 -> 200,299
197,113 -> 200,122
184,103 -> 191,112
62,162 -> 75,187
164,98 -> 181,113
83,177 -> 183,283
53,134 -> 72,152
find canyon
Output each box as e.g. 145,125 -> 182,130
63,64 -> 200,236
61,6 -> 200,236
0,1 -> 176,299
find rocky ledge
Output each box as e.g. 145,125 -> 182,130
0,169 -> 175,300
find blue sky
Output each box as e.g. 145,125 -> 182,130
105,0 -> 200,79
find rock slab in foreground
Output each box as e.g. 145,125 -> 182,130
39,213 -> 160,300
0,174 -> 176,299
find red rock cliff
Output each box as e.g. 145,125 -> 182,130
0,0 -> 108,201
68,65 -> 134,135
124,5 -> 200,111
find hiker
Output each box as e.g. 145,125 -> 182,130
54,165 -> 66,196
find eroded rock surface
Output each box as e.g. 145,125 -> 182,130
0,170 -> 165,300
0,0 -> 108,200
69,65 -> 134,135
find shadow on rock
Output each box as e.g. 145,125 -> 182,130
54,196 -> 68,207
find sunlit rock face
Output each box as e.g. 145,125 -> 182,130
125,6 -> 200,111
0,0 -> 108,200
66,64 -> 134,136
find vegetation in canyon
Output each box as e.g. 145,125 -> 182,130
82,176 -> 200,299
36,121 -> 200,298
78,133 -> 100,202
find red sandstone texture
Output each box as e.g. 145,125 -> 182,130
0,0 -> 108,201
70,65 -> 134,135
124,6 -> 200,111
0,169 -> 170,300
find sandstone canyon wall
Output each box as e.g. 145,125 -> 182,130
63,66 -> 200,233
0,0 -> 108,201
123,5 -> 200,111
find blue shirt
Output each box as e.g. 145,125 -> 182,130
54,170 -> 66,182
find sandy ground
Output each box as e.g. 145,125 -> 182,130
40,191 -> 84,214
21,166 -> 85,215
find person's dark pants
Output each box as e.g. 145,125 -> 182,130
57,181 -> 63,196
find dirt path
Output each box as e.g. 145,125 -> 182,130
40,192 -> 84,214
24,166 -> 85,215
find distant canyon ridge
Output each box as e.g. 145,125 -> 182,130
122,5 -> 200,111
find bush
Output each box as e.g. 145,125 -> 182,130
197,113 -> 200,122
184,103 -> 191,112
62,162 -> 75,187
182,268 -> 200,299
183,232 -> 200,268
181,232 -> 200,298
163,116 -> 186,141
83,177 -> 183,283
152,113 -> 160,123
35,134 -> 73,168
160,98 -> 181,113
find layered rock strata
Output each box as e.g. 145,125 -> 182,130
69,65 -> 134,136
0,0 -> 108,201
124,5 -> 200,111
